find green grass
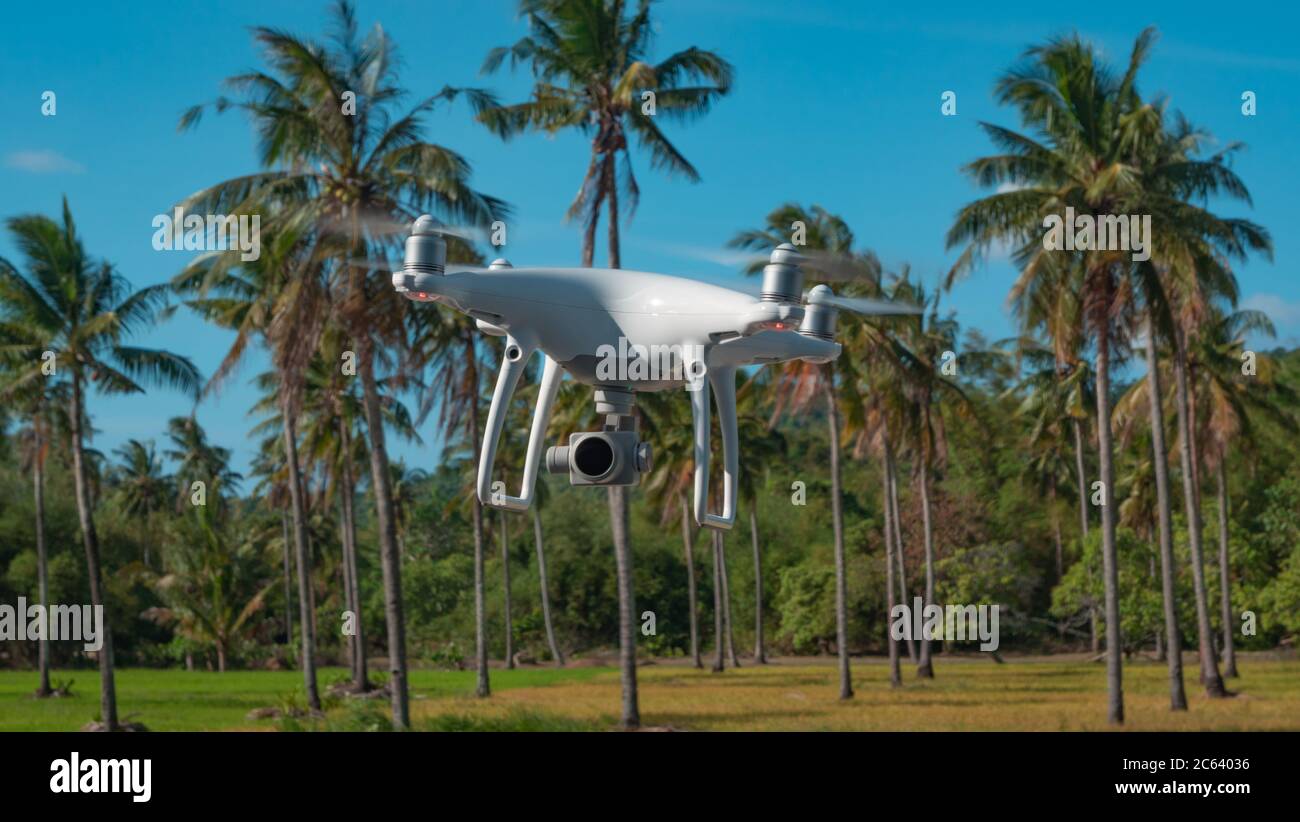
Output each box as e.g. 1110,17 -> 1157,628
5,656 -> 1298,731
0,666 -> 607,731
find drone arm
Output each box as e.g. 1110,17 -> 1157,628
476,334 -> 561,512
691,364 -> 738,531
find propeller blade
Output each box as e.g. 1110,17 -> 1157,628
320,213 -> 490,243
795,249 -> 882,284
808,292 -> 922,316
347,258 -> 400,272
658,243 -> 772,269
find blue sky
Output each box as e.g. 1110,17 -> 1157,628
2,0 -> 1296,478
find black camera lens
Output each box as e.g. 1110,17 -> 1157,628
573,436 -> 615,478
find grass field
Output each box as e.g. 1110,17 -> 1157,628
3,654 -> 1298,731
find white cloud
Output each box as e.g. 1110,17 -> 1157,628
4,149 -> 85,174
1240,293 -> 1300,327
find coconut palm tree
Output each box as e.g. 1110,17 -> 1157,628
2,375 -> 71,696
179,0 -> 505,727
0,197 -> 200,730
479,0 -> 733,729
1189,310 -> 1295,678
152,491 -> 275,672
110,439 -> 172,568
164,416 -> 241,511
946,29 -> 1164,723
730,203 -> 885,699
174,221 -> 330,710
479,0 -> 733,267
411,298 -> 495,697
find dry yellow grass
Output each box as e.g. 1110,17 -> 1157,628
410,654 -> 1300,731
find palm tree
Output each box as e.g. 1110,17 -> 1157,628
1189,310 -> 1295,678
164,416 -> 241,510
730,204 -> 885,699
180,0 -> 505,727
480,0 -> 733,729
889,281 -> 972,679
0,197 -> 200,730
111,439 -> 172,567
947,30 -> 1165,724
175,222 -> 328,710
152,492 -> 274,672
2,376 -> 71,696
413,303 -> 495,697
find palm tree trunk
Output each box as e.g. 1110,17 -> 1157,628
1215,455 -> 1238,678
607,485 -> 640,728
603,174 -> 637,727
33,429 -> 52,697
1072,418 -> 1090,538
825,379 -> 853,699
70,374 -> 118,729
1172,330 -> 1227,697
719,535 -> 740,668
500,510 -> 515,669
216,640 -> 227,673
1094,320 -> 1124,724
532,507 -> 564,666
1144,315 -> 1188,710
749,506 -> 766,664
916,453 -> 936,679
882,439 -> 902,688
355,341 -> 409,725
280,510 -> 294,654
280,408 -> 320,712
338,421 -> 367,690
1050,485 -> 1063,581
467,343 -> 490,698
679,493 -> 702,668
337,496 -> 357,679
888,449 -> 917,663
710,529 -> 725,673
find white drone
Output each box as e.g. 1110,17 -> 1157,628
389,215 -> 916,531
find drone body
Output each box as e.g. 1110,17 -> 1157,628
390,215 -> 904,531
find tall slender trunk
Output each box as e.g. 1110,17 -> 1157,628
337,420 -> 367,690
882,436 -> 902,688
749,506 -> 766,664
281,409 -> 320,711
280,511 -> 294,655
1073,418 -> 1090,538
532,508 -> 564,666
888,450 -> 917,662
466,336 -> 490,698
604,176 -> 637,727
500,510 -> 515,668
1094,317 -> 1124,725
1073,418 -> 1099,654
1144,315 -> 1187,710
355,339 -> 409,726
1215,455 -> 1237,678
608,485 -> 639,728
337,495 -> 357,680
825,379 -> 853,699
1172,330 -> 1227,697
719,535 -> 740,668
679,493 -> 702,668
711,529 -> 725,673
33,427 -> 52,697
70,375 -> 117,729
916,451 -> 936,679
